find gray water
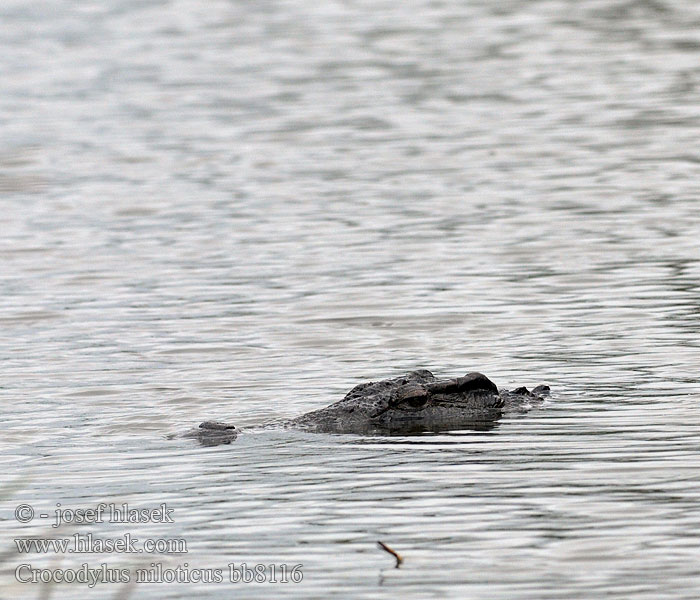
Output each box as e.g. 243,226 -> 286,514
2,0 -> 700,598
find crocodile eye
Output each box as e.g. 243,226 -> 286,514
392,385 -> 430,410
402,395 -> 429,409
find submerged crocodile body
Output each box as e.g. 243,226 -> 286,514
183,369 -> 549,445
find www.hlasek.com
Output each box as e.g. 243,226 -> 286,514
15,533 -> 187,554
15,563 -> 304,587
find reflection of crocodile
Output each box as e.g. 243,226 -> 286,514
183,370 -> 549,445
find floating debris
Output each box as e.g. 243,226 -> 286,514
377,540 -> 403,568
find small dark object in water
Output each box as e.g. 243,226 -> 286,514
377,540 -> 403,568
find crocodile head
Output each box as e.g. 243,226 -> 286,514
293,370 -> 548,434
366,372 -> 503,432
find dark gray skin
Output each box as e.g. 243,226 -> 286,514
184,369 -> 549,445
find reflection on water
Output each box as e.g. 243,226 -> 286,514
1,0 -> 700,598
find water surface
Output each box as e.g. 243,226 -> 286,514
2,0 -> 700,598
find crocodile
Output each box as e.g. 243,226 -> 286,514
182,369 -> 549,445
